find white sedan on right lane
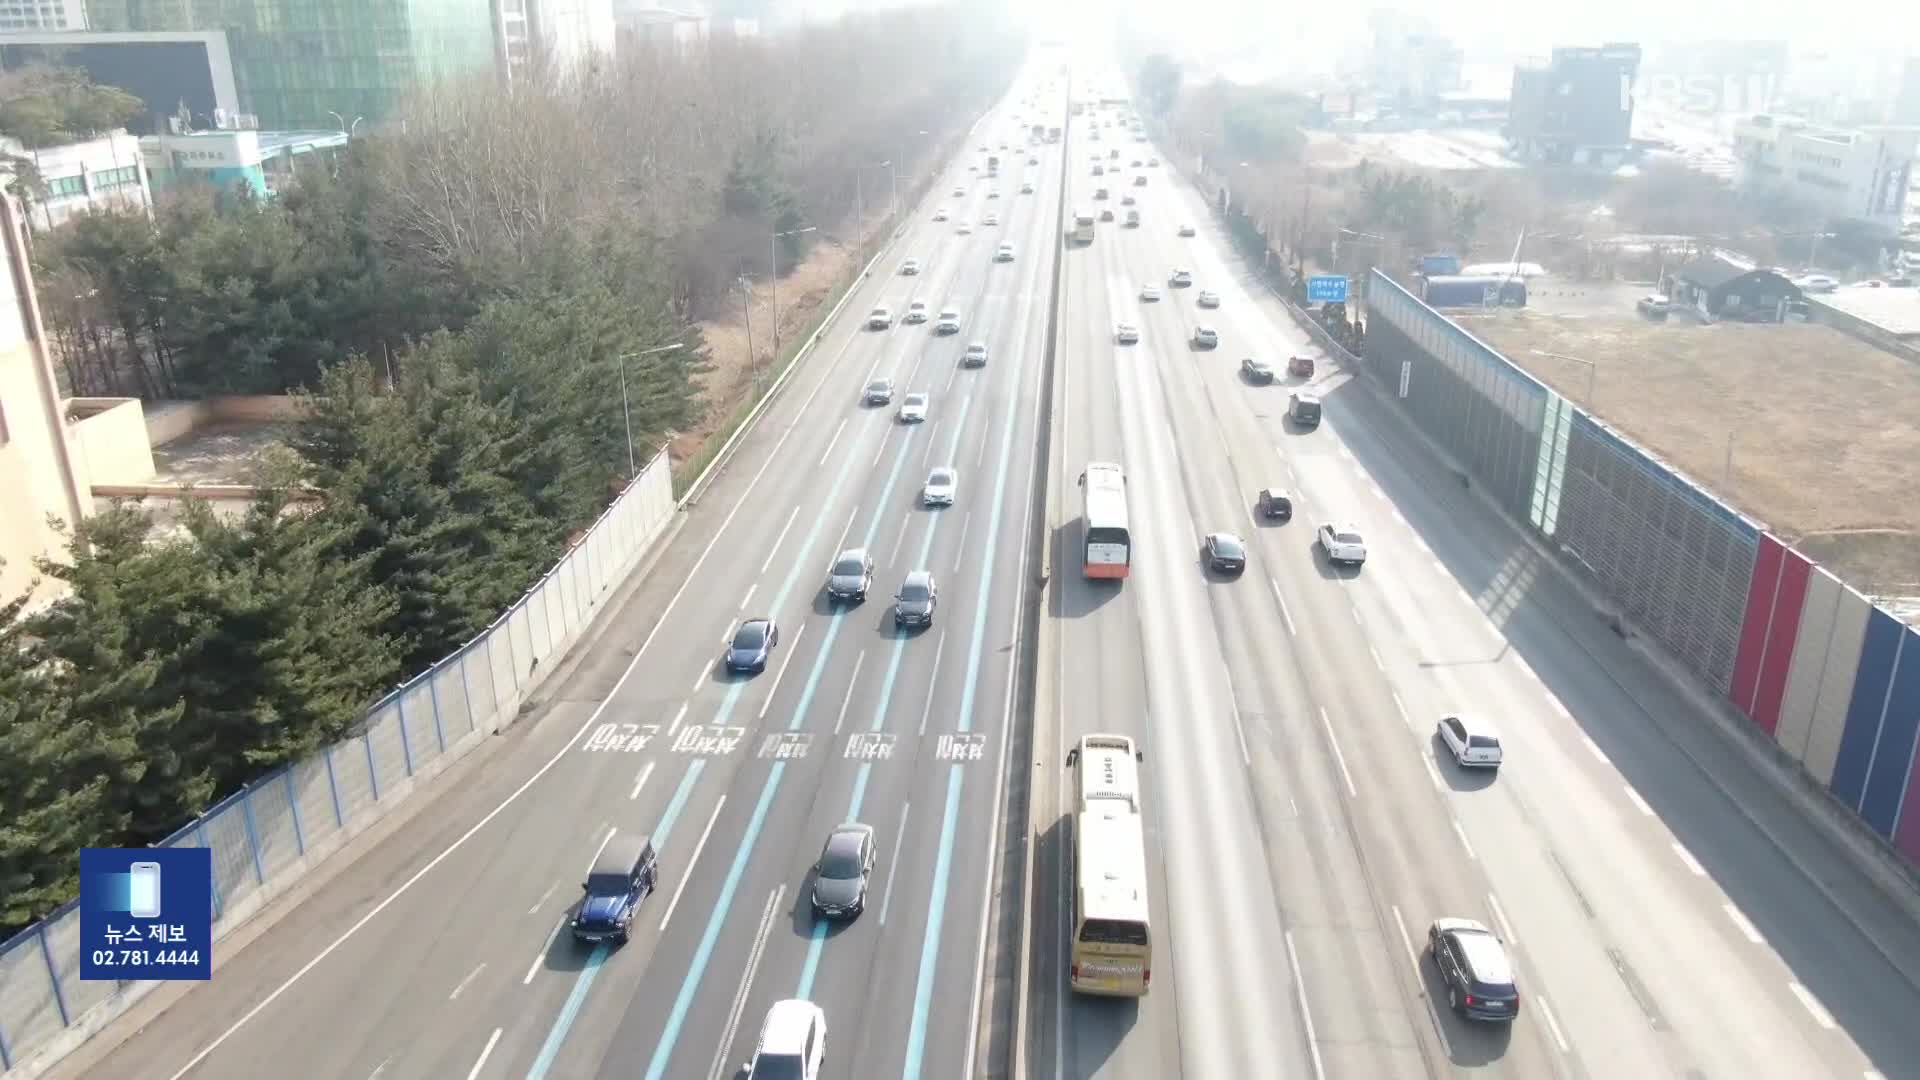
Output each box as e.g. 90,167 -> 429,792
1316,521 -> 1367,566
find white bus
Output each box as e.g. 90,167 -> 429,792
1078,462 -> 1130,579
1070,210 -> 1096,245
1068,734 -> 1151,996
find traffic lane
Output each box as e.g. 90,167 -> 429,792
1110,322 -> 1312,1078
1126,244 -> 1577,1076
1130,328 -> 1432,1078
1303,385 -> 1920,1075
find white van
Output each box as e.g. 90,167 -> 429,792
745,999 -> 826,1080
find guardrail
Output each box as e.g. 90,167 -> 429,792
0,447 -> 678,1078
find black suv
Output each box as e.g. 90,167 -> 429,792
1428,918 -> 1520,1021
572,832 -> 657,945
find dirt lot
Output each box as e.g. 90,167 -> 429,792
1461,308 -> 1920,591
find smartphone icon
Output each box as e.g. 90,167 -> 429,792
128,862 -> 162,919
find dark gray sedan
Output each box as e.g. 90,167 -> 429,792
894,571 -> 938,628
724,618 -> 779,673
811,823 -> 876,919
1204,532 -> 1247,576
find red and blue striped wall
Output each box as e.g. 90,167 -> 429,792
1731,533 -> 1920,864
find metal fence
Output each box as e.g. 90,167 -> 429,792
0,446 -> 677,1076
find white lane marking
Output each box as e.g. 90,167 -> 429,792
689,663 -> 709,697
525,883 -> 556,915
1535,994 -> 1571,1053
1487,893 -> 1517,946
1453,819 -> 1477,860
448,962 -> 485,1001
1268,577 -> 1297,635
1513,656 -> 1538,682
922,421 -> 942,465
954,511 -> 972,573
1789,982 -> 1837,1029
708,887 -> 784,1080
1367,644 -> 1385,671
919,632 -> 946,736
1391,691 -> 1413,730
1672,842 -> 1707,877
892,513 -> 911,562
1581,734 -> 1609,764
880,802 -> 910,925
1866,1070 -> 1888,1080
1349,605 -> 1362,624
629,760 -> 656,801
759,623 -> 806,720
1227,681 -> 1252,766
524,915 -> 566,984
1623,786 -> 1655,816
667,702 -> 689,736
367,1059 -> 390,1079
1413,535 -> 1432,555
761,506 -> 800,574
834,503 -> 860,559
1723,902 -> 1764,944
1391,508 -> 1407,526
661,797 -> 727,932
817,417 -> 848,467
944,360 -> 960,394
1284,931 -> 1329,1080
977,418 -> 994,468
1430,557 -> 1446,576
872,427 -> 891,468
585,826 -> 615,872
1550,696 -> 1572,719
1422,756 -> 1445,792
834,650 -> 867,735
465,1028 -> 502,1080
739,583 -> 756,611
1390,904 -> 1420,974
1319,707 -> 1357,797
1337,443 -> 1352,460
1368,482 -> 1385,499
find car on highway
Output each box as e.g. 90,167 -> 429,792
1192,325 -> 1219,348
923,466 -> 958,506
1428,918 -> 1520,1022
1148,157 -> 1159,166
1177,223 -> 1196,237
571,832 -> 656,945
867,305 -> 893,330
1133,174 -> 1147,187
1116,322 -> 1140,344
935,306 -> 962,334
811,823 -> 877,918
826,548 -> 874,602
905,299 -> 929,323
956,220 -> 974,235
897,392 -> 929,423
932,207 -> 949,222
1197,289 -> 1221,308
1241,357 -> 1275,383
724,617 -> 780,673
863,378 -> 894,405
1091,164 -> 1104,176
983,209 -> 1001,225
1288,354 -> 1316,378
995,243 -> 1016,262
894,571 -> 939,627
1168,268 -> 1193,287
899,257 -> 921,275
1094,187 -> 1109,200
962,341 -> 989,367
1124,209 -> 1140,227
1130,159 -> 1142,167
1109,148 -> 1119,159
1256,487 -> 1293,520
1028,156 -> 1039,165
1203,532 -> 1247,575
1436,715 -> 1504,769
1120,193 -> 1136,206
743,999 -> 827,1080
1316,522 -> 1368,566
1099,208 -> 1114,222
1288,392 -> 1322,427
988,188 -> 1001,199
1140,284 -> 1162,301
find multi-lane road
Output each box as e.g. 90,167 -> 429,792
46,59 -> 1920,1080
1028,87 -> 1920,1080
63,76 -> 1061,1080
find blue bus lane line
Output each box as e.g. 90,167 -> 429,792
795,393 -> 975,1001
642,415 -> 929,1080
523,411 -> 883,1080
524,758 -> 705,1078
900,273 -> 1034,1079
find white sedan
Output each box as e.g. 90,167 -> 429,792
897,392 -> 930,423
1116,322 -> 1140,344
1317,522 -> 1368,566
1197,289 -> 1221,308
1140,284 -> 1163,302
922,466 -> 958,507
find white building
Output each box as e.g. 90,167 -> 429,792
498,0 -> 615,83
1732,113 -> 1917,235
0,0 -> 86,31
0,131 -> 149,231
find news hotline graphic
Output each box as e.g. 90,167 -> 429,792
79,847 -> 212,980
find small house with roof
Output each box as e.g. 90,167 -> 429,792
1664,255 -> 1802,322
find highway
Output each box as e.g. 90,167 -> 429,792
60,73 -> 1061,1080
1027,93 -> 1920,1080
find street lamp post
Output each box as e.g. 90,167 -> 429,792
327,111 -> 364,138
1531,349 -> 1597,407
618,342 -> 684,476
770,225 -> 818,361
1338,227 -> 1389,304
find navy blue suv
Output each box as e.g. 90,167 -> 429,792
572,832 -> 657,945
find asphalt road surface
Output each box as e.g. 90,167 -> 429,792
59,74 -> 1062,1080
1025,96 -> 1920,1080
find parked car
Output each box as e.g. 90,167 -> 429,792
1636,294 -> 1671,319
